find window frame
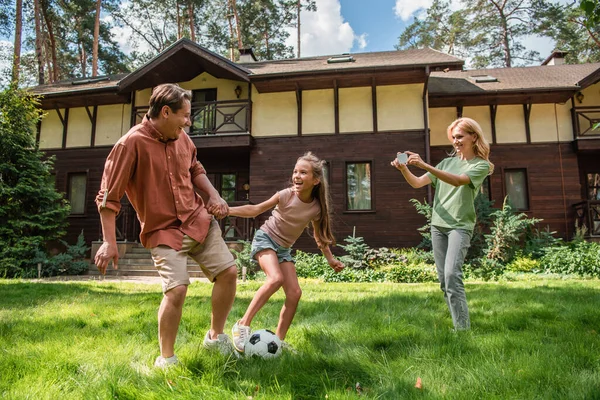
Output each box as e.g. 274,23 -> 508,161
502,167 -> 530,211
344,160 -> 375,213
67,171 -> 89,216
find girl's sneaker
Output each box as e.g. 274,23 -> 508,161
154,354 -> 179,368
231,320 -> 251,353
203,330 -> 239,358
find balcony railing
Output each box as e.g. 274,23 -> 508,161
573,200 -> 600,237
573,107 -> 600,138
133,99 -> 251,136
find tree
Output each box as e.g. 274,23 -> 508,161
534,0 -> 600,64
0,85 -> 70,278
296,0 -> 316,58
12,0 -> 23,83
398,0 -> 542,68
92,0 -> 101,77
396,0 -> 469,58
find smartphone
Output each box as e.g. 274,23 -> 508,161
397,152 -> 408,164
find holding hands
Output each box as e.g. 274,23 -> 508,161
206,194 -> 229,219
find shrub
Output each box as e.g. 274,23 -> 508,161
506,256 -> 540,273
338,234 -> 370,269
484,197 -> 541,266
541,241 -> 600,277
230,241 -> 258,279
295,250 -> 330,278
322,266 -> 386,283
384,263 -> 437,283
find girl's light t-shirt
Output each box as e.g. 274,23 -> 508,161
426,156 -> 490,231
260,188 -> 321,248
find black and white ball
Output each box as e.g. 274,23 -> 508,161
245,329 -> 282,359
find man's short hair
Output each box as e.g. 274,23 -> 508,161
148,84 -> 192,118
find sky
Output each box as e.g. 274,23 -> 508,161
289,0 -> 557,60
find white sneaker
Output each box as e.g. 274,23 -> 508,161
154,354 -> 179,368
231,320 -> 251,353
203,330 -> 240,358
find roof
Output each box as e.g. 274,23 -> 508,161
429,63 -> 600,95
242,48 -> 464,77
29,73 -> 128,97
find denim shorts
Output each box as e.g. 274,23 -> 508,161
250,229 -> 295,264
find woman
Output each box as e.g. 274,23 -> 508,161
392,117 -> 493,330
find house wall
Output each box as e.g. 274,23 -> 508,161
66,107 -> 92,148
429,102 -> 574,146
180,72 -> 244,101
252,91 -> 298,136
430,142 -> 580,240
249,132 -> 428,252
302,89 -> 335,135
339,87 -> 373,133
377,84 -> 424,131
39,109 -> 65,149
95,104 -> 132,146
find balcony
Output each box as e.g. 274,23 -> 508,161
572,107 -> 600,151
133,99 -> 251,136
574,200 -> 600,237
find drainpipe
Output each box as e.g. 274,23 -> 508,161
423,66 -> 432,204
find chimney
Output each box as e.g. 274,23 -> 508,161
541,50 -> 568,66
238,48 -> 257,63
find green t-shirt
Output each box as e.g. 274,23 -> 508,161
426,156 -> 490,231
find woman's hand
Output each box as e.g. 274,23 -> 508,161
390,154 -> 408,171
405,151 -> 427,170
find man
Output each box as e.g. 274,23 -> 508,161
94,83 -> 238,367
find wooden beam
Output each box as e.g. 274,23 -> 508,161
296,83 -> 302,136
334,79 -> 339,135
90,105 -> 98,147
61,108 -> 69,149
523,103 -> 532,144
489,105 -> 497,145
457,106 -> 463,119
371,77 -> 378,133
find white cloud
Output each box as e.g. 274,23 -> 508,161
287,0 -> 367,57
394,0 -> 433,21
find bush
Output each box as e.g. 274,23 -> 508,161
230,241 -> 259,279
384,263 -> 437,283
541,241 -> 600,277
295,250 -> 330,278
506,256 -> 540,273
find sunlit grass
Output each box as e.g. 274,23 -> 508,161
1,278 -> 599,399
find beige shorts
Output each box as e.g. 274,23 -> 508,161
150,219 -> 235,293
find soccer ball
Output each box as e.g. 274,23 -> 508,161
245,329 -> 282,359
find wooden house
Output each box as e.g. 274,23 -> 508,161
31,40 -> 600,257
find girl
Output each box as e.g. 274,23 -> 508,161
391,117 -> 493,330
228,151 -> 344,352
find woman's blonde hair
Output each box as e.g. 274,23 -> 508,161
295,152 -> 336,248
447,117 -> 494,175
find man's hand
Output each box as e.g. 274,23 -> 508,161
328,259 -> 345,273
206,195 -> 229,219
94,241 -> 119,275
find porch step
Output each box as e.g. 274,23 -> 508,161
88,243 -> 206,278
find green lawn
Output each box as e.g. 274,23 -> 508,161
1,278 -> 599,399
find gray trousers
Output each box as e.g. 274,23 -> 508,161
431,225 -> 472,330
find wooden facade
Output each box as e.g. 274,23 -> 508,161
30,39 -> 600,254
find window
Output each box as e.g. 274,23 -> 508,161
221,174 -> 236,202
68,173 -> 87,214
587,173 -> 600,201
190,89 -> 217,134
504,169 -> 529,211
346,162 -> 372,211
479,176 -> 491,200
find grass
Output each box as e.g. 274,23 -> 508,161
1,278 -> 599,399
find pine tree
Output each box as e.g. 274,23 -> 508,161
0,85 -> 70,278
